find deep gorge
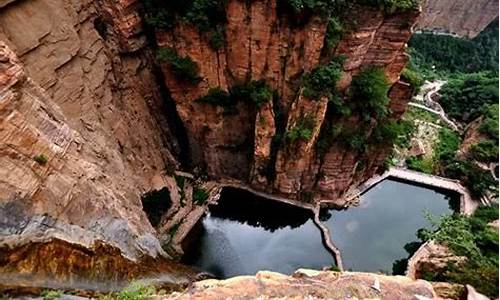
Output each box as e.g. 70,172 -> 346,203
0,0 -> 497,298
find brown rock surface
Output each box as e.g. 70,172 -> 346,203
418,0 -> 499,38
160,269 -> 440,300
406,241 -> 466,280
0,0 -> 182,277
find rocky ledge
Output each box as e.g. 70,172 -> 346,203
159,269 -> 446,300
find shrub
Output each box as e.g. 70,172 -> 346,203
41,290 -> 62,300
469,140 -> 499,163
406,156 -> 434,174
444,159 -> 497,198
117,282 -> 156,300
156,48 -> 201,84
434,128 -> 460,164
417,206 -> 499,297
231,80 -> 273,108
349,67 -> 390,120
439,73 -> 498,123
323,17 -> 343,51
193,187 -> 210,205
401,67 -> 423,91
286,116 -> 316,142
302,58 -> 344,101
34,154 -> 48,165
196,87 -> 232,107
479,104 -> 499,139
370,119 -> 415,147
358,0 -> 420,13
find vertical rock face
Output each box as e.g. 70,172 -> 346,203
156,1 -> 419,205
0,0 -> 184,278
417,0 -> 499,38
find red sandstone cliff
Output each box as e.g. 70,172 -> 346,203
156,1 -> 419,206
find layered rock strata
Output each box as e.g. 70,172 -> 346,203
0,0 -> 192,287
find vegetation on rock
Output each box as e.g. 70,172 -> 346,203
286,116 -> 316,142
349,67 -> 390,120
418,205 -> 499,298
34,153 -> 48,165
196,80 -> 273,114
156,48 -> 201,83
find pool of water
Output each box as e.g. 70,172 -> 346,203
183,180 -> 457,278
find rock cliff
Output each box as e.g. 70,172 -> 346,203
418,0 -> 499,38
0,0 -> 195,289
155,0 -> 419,206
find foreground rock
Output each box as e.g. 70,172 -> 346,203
160,269 -> 439,300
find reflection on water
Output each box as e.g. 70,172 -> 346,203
183,181 -> 456,278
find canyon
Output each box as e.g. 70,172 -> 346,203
0,0 -> 494,298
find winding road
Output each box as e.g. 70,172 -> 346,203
409,81 -> 461,132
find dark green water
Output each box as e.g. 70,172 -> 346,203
183,180 -> 456,278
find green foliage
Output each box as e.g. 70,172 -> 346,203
444,159 -> 498,198
196,80 -> 273,114
41,290 -> 62,300
469,140 -> 499,163
418,206 -> 499,297
401,67 -> 423,91
370,119 -> 415,147
193,187 -> 210,205
479,104 -> 499,139
408,21 -> 499,75
34,154 -> 48,165
231,80 -> 273,108
156,48 -> 201,84
406,156 -> 434,174
286,116 -> 316,142
116,282 -> 156,300
439,72 -> 498,123
434,128 -> 460,164
324,17 -> 344,51
357,0 -> 420,13
303,57 -> 350,116
196,87 -> 232,108
349,67 -> 390,120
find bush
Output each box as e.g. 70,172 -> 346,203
439,73 -> 498,123
196,80 -> 273,114
417,206 -> 499,297
479,104 -> 499,139
34,154 -> 48,165
117,282 -> 156,300
193,187 -> 210,205
434,128 -> 460,163
444,159 -> 497,198
196,87 -> 232,107
370,119 -> 415,147
302,58 -> 344,99
401,67 -> 424,91
286,116 -> 316,142
358,0 -> 420,13
231,80 -> 273,108
156,48 -> 201,84
323,17 -> 343,51
406,156 -> 434,174
349,67 -> 390,120
469,140 -> 499,163
41,290 -> 62,300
